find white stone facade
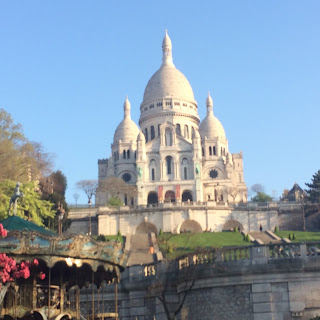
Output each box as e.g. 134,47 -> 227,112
96,31 -> 247,209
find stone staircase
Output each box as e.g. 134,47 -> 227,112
127,233 -> 159,266
249,231 -> 283,244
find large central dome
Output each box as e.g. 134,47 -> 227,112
142,31 -> 195,104
143,65 -> 195,103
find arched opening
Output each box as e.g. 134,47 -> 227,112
164,190 -> 175,203
147,192 -> 158,205
123,150 -> 126,159
223,219 -> 244,232
166,156 -> 173,175
184,167 -> 188,180
136,221 -> 158,234
209,146 -> 212,156
202,148 -> 204,156
145,128 -> 148,142
127,150 -> 130,159
213,146 -> 216,155
149,159 -> 157,181
151,126 -> 155,140
182,190 -> 193,202
179,219 -> 202,233
176,124 -> 181,136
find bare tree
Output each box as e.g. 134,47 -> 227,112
76,180 -> 98,203
148,259 -> 196,320
99,177 -> 137,200
251,184 -> 265,194
226,186 -> 239,203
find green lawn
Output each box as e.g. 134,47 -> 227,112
93,235 -> 124,243
158,232 -> 251,259
275,231 -> 320,242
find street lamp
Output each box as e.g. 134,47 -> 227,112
88,198 -> 92,235
300,194 -> 306,232
57,202 -> 65,235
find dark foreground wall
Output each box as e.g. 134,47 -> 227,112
81,244 -> 320,320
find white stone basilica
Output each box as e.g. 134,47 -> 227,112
96,31 -> 247,207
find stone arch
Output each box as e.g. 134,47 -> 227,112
136,221 -> 157,234
223,219 -> 244,232
165,190 -> 175,202
148,192 -> 158,205
179,219 -> 202,233
182,190 -> 193,202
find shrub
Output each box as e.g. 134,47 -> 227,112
292,234 -> 296,240
233,226 -> 238,232
274,226 -> 279,233
117,230 -> 122,237
159,229 -> 163,235
288,233 -> 292,240
245,234 -> 250,242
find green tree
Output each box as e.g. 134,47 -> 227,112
251,192 -> 273,202
305,170 -> 320,203
107,196 -> 123,207
0,180 -> 55,225
0,109 -> 53,181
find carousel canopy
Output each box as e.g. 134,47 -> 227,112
0,215 -> 57,236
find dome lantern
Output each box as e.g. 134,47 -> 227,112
206,92 -> 213,115
162,29 -> 174,67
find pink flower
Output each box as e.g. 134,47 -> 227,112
32,259 -> 39,266
38,272 -> 45,280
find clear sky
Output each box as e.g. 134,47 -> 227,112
1,1 -> 319,204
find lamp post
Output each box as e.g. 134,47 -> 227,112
88,198 -> 92,235
300,194 -> 306,232
58,204 -> 65,235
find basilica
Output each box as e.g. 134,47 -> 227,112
96,31 -> 247,207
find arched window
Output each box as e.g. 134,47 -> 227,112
184,125 -> 189,139
191,127 -> 195,138
113,152 -> 116,160
127,150 -> 130,159
184,167 -> 188,180
209,146 -> 212,156
124,194 -> 128,206
116,151 -> 119,160
213,146 -> 216,155
134,151 -> 137,159
166,156 -> 173,175
150,159 -> 156,181
182,158 -> 188,180
165,128 -> 173,146
145,128 -> 148,142
151,126 -> 155,140
158,124 -> 161,136
123,150 -> 126,159
176,124 -> 181,136
202,148 -> 204,156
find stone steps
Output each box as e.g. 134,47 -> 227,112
249,231 -> 282,244
127,233 -> 156,266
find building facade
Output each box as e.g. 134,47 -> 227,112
96,31 -> 247,207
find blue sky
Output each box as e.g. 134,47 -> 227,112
1,1 -> 319,203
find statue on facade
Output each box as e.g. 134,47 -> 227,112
8,182 -> 24,216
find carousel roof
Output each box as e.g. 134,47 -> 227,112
0,215 -> 57,236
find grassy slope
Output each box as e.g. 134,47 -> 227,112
275,231 -> 320,242
158,232 -> 251,259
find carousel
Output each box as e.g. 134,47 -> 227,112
0,226 -> 127,320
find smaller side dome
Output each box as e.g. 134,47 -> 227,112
113,97 -> 139,144
199,93 -> 226,140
